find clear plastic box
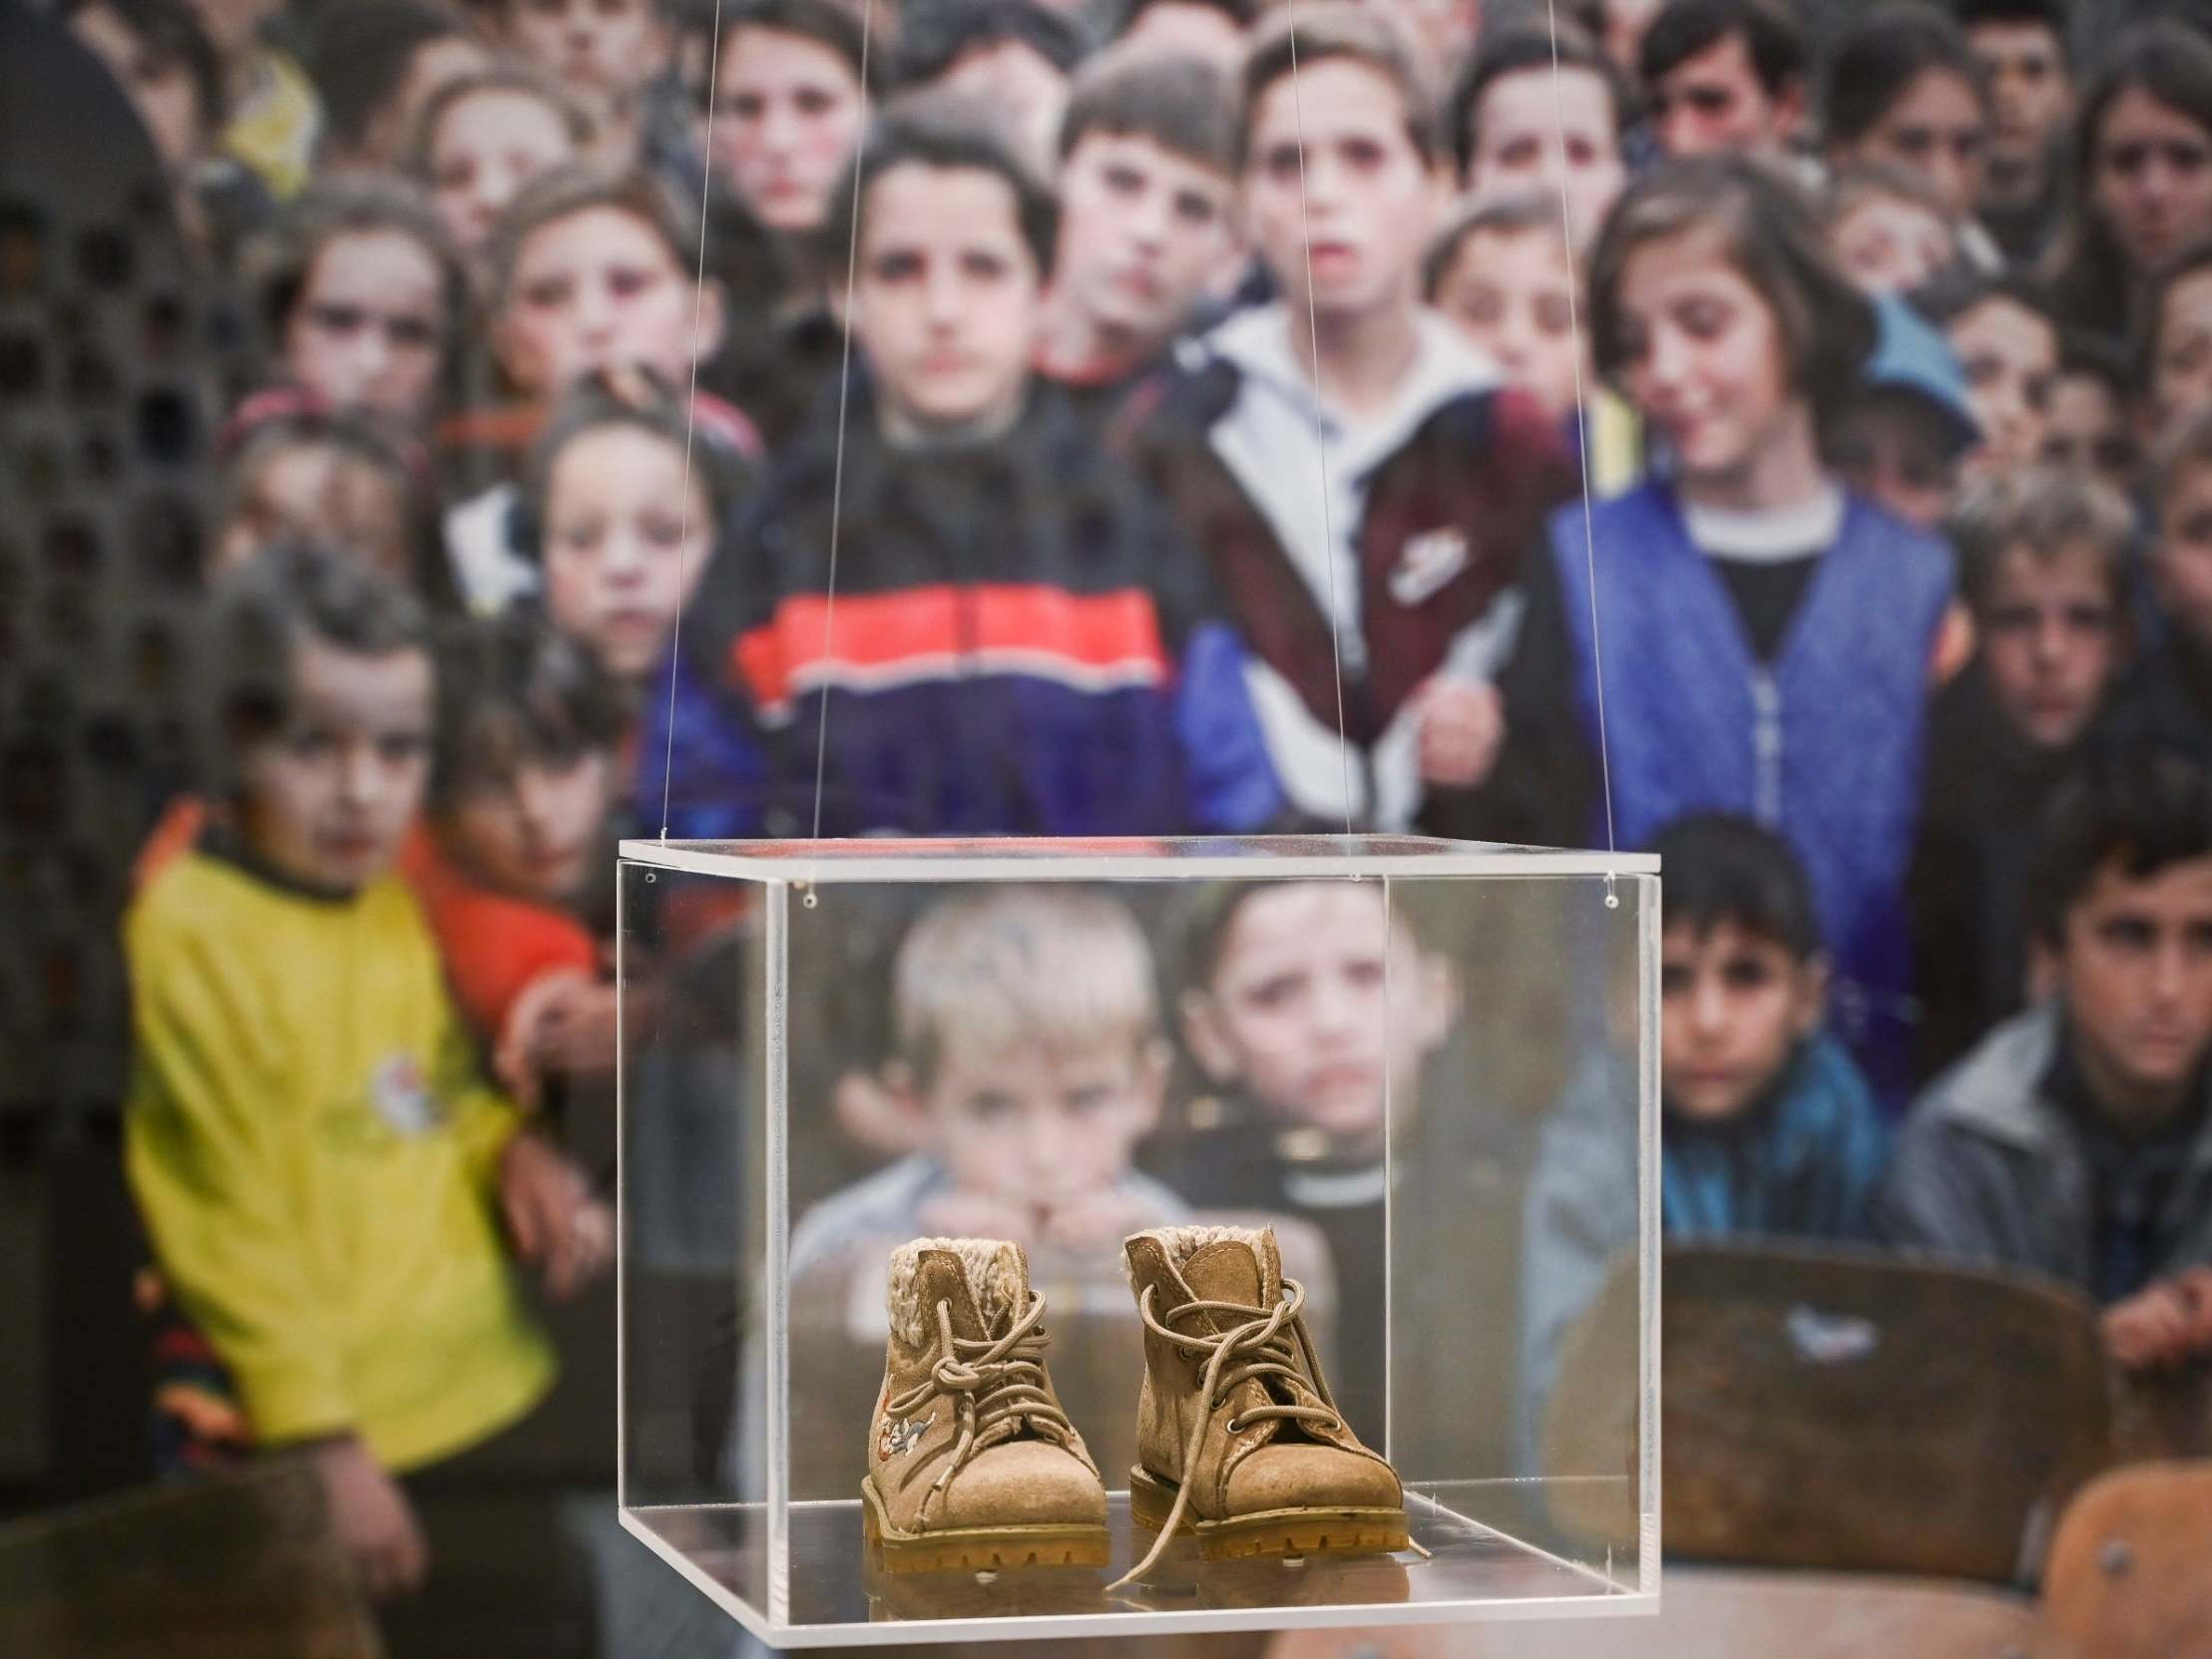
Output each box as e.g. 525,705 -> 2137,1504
616,835 -> 1659,1646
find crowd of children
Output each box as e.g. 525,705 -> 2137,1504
30,0 -> 2212,1642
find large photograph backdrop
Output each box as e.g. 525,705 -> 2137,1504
7,0 -> 2212,1655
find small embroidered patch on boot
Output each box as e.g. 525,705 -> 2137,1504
878,1412 -> 933,1460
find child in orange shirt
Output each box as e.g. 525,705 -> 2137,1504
409,610 -> 630,1110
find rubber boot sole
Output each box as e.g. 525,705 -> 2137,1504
1126,1464 -> 1410,1563
860,1476 -> 1110,1574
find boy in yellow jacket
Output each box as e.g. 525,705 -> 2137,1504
125,542 -> 606,1607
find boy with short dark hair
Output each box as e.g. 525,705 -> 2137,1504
1821,3 -> 1993,237
1126,4 -> 1574,832
1881,750 -> 2212,1372
1645,815 -> 1887,1229
1425,195 -> 1648,497
1638,0 -> 1806,161
125,542 -> 603,1624
693,100 -> 1282,836
1523,814 -> 1889,1449
1450,24 -> 1629,242
1956,0 -> 2073,265
1039,46 -> 1242,418
1912,466 -> 2134,1077
1540,813 -> 1888,1247
1426,197 -> 1585,429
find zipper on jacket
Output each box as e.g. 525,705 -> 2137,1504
1751,670 -> 1783,827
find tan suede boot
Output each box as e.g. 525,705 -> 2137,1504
1111,1225 -> 1407,1586
861,1238 -> 1109,1574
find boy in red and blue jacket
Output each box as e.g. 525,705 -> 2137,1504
687,101 -> 1283,837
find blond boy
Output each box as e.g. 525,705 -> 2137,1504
787,887 -> 1187,1280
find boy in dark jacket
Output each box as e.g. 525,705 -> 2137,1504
689,100 -> 1281,837
1881,751 -> 2212,1373
1037,47 -> 1242,423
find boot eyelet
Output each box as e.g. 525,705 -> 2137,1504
1225,1415 -> 1245,1435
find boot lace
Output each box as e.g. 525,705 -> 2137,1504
884,1293 -> 1083,1504
1107,1275 -> 1340,1588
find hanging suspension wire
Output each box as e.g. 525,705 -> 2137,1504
1543,0 -> 1620,877
808,6 -> 876,845
1282,0 -> 1362,842
653,0 -> 874,847
661,0 -> 731,841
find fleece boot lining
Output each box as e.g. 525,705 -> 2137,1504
886,1236 -> 1027,1346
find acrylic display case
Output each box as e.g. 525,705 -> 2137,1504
616,835 -> 1660,1646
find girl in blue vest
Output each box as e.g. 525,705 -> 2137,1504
1455,159 -> 1955,1106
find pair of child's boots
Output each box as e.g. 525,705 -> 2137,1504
861,1226 -> 1406,1589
